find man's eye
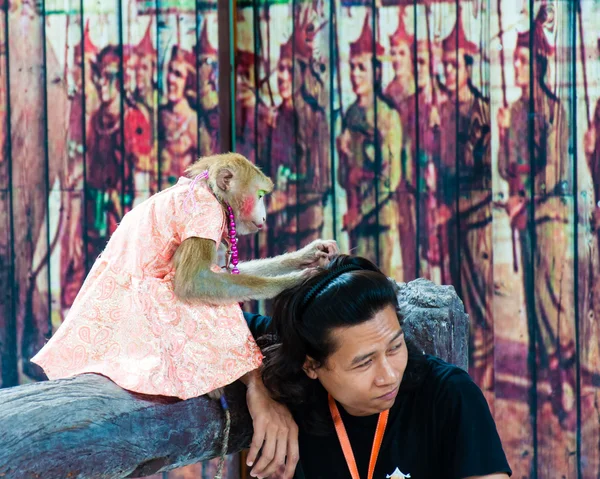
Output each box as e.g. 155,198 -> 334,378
356,360 -> 372,369
390,342 -> 403,352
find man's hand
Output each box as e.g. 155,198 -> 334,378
242,371 -> 299,479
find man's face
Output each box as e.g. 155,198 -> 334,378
304,305 -> 407,417
416,47 -> 430,90
277,58 -> 292,101
513,46 -> 530,89
390,41 -> 412,77
442,49 -> 468,92
94,57 -> 120,106
350,53 -> 374,97
167,59 -> 188,103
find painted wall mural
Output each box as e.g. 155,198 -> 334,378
1,0 -> 600,477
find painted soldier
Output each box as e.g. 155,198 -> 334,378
196,20 -> 220,157
158,45 -> 198,187
338,14 -> 403,280
268,36 -> 296,255
130,22 -> 158,203
438,10 -> 493,395
290,2 -> 331,245
384,6 -> 415,107
497,12 -> 574,426
133,21 -> 157,116
235,48 -> 270,168
60,22 -> 98,315
86,45 -> 151,265
384,7 -> 417,281
395,38 -> 447,282
583,39 -> 600,247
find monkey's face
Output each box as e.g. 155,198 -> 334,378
213,161 -> 273,235
228,183 -> 269,235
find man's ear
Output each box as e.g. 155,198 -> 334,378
302,356 -> 319,380
216,168 -> 234,192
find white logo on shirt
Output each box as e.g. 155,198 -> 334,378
386,467 -> 411,478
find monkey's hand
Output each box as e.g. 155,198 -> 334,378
243,371 -> 299,479
291,239 -> 339,269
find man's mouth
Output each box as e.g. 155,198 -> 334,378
376,386 -> 398,401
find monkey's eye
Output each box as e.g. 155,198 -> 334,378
258,190 -> 266,199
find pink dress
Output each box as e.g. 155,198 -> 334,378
32,177 -> 263,400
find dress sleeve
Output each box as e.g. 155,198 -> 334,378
437,370 -> 512,478
180,190 -> 225,245
243,312 -> 274,339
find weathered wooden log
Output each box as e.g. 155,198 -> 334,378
0,279 -> 468,478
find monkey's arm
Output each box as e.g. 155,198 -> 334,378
173,237 -> 304,303
237,239 -> 339,276
237,253 -> 298,276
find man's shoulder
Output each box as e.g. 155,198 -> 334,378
422,355 -> 475,397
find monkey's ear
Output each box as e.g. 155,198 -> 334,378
216,168 -> 234,192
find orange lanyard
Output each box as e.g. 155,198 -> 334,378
328,394 -> 389,479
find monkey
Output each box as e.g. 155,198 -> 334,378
32,152 -> 338,402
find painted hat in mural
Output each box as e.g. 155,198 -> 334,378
350,13 -> 385,57
515,5 -> 555,57
279,35 -> 293,60
389,6 -> 413,48
236,48 -> 258,70
170,45 -> 196,70
441,7 -> 478,54
197,20 -> 218,57
135,21 -> 156,57
74,19 -> 99,60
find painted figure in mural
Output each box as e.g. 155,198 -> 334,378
158,45 -> 198,187
497,12 -> 574,427
59,22 -> 98,318
337,14 -> 403,280
385,7 -> 415,107
86,45 -> 151,267
268,35 -> 296,255
132,22 -> 157,118
583,39 -> 600,249
130,23 -> 158,205
385,7 -> 417,282
396,37 -> 447,283
437,10 -> 493,395
268,3 -> 331,257
235,48 -> 270,167
196,20 -> 220,157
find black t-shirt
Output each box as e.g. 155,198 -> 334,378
244,313 -> 512,479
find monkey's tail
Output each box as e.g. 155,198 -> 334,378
214,395 -> 231,479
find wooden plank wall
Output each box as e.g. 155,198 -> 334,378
1,0 -> 600,477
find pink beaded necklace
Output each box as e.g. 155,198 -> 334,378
225,203 -> 240,274
184,170 -> 240,275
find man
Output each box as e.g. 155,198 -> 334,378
158,45 -> 198,187
338,14 -> 403,280
438,10 -> 493,398
497,11 -> 574,427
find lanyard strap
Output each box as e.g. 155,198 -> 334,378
328,394 -> 389,479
